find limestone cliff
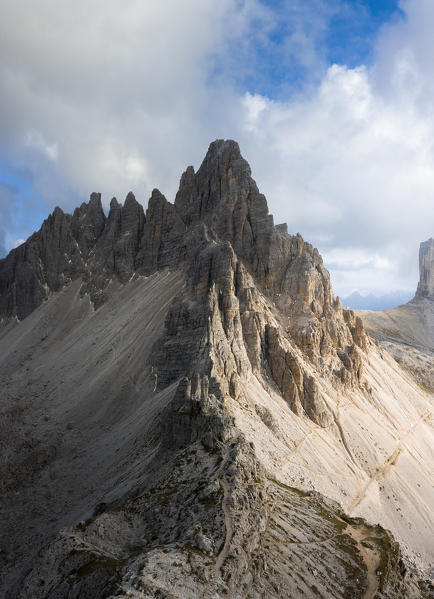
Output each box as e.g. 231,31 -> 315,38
0,141 -> 432,598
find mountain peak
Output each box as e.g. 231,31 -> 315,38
174,138 -> 255,227
124,190 -> 138,206
89,191 -> 102,206
0,140 -> 339,333
197,138 -> 250,183
206,138 -> 241,157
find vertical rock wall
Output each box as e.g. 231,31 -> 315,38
415,237 -> 434,300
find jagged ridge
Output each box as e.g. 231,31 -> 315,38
0,140 -> 368,427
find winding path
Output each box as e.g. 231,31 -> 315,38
215,478 -> 234,574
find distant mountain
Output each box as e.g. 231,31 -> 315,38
358,238 -> 433,392
341,290 -> 413,311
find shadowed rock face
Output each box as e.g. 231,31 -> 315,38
416,238 -> 434,300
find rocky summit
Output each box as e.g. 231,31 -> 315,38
0,140 -> 433,598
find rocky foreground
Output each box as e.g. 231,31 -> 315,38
0,141 -> 433,598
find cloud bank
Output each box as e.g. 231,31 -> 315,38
0,0 -> 433,295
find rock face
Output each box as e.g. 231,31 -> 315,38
416,237 -> 434,300
147,141 -> 367,429
0,192 -> 139,317
0,140 -> 366,408
1,140 -> 432,598
0,142 -> 355,324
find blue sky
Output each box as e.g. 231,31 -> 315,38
0,161 -> 50,254
227,0 -> 402,98
0,0 -> 433,297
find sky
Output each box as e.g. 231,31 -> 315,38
0,0 -> 433,298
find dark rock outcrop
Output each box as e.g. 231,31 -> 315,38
0,192 -> 148,316
0,207 -> 81,319
136,188 -> 186,273
415,237 -> 434,300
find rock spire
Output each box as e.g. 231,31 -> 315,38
415,237 -> 434,300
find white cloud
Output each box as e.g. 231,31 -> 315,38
0,0 -> 248,204
322,248 -> 398,296
322,248 -> 391,272
25,130 -> 58,161
0,0 -> 433,296
236,18 -> 434,294
243,93 -> 270,132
